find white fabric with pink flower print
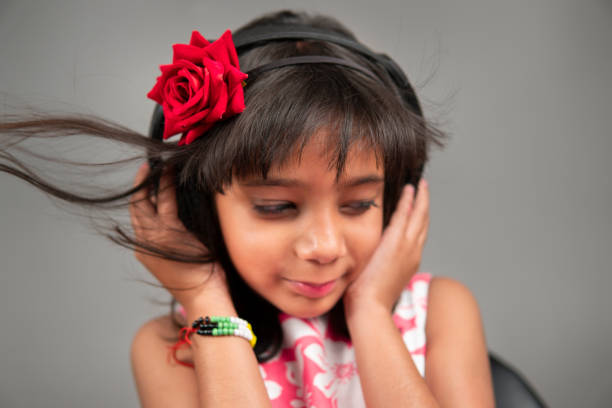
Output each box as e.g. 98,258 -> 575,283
259,272 -> 432,407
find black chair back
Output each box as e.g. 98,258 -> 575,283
490,353 -> 548,408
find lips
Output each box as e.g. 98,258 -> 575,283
284,278 -> 338,298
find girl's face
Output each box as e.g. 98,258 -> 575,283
215,130 -> 384,318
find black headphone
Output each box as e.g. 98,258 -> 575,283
231,24 -> 423,116
149,24 -> 424,188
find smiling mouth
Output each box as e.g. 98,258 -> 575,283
284,278 -> 339,298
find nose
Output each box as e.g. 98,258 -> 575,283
294,210 -> 347,265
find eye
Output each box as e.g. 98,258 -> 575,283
341,200 -> 379,215
252,202 -> 297,217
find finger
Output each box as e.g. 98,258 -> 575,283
387,184 -> 415,235
132,162 -> 150,189
416,181 -> 430,238
417,223 -> 429,249
129,196 -> 155,235
405,179 -> 429,240
129,163 -> 155,225
156,169 -> 179,220
416,199 -> 430,248
131,163 -> 152,204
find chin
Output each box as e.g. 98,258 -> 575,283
277,296 -> 341,319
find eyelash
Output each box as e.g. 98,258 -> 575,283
252,200 -> 379,217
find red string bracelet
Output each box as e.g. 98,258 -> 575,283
168,326 -> 198,368
168,316 -> 257,368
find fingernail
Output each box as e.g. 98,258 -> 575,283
406,184 -> 414,194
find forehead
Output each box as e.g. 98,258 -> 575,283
262,129 -> 382,181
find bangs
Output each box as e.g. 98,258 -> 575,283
182,62 -> 425,193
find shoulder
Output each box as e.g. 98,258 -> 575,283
131,313 -> 195,368
428,275 -> 473,298
131,314 -> 179,359
427,275 -> 478,305
426,276 -> 482,340
131,315 -> 199,407
131,314 -> 181,376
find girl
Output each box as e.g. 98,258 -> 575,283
1,10 -> 493,407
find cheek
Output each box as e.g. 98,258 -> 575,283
216,200 -> 291,281
345,213 -> 383,269
225,226 -> 288,276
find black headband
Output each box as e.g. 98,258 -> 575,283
245,55 -> 382,83
231,24 -> 424,187
149,24 -> 424,187
231,24 -> 421,115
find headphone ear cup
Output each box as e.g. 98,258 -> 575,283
374,54 -> 423,116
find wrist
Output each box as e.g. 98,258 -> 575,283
344,297 -> 391,332
344,287 -> 391,316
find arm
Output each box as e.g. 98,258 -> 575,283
346,277 -> 494,407
346,300 -> 439,407
131,316 -> 201,408
343,180 -> 494,406
131,305 -> 271,408
183,297 -> 272,408
129,163 -> 271,408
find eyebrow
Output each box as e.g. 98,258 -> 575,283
240,175 -> 384,188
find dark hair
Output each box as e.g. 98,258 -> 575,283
0,10 -> 446,362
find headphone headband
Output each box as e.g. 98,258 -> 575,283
232,24 -> 424,186
232,24 -> 412,93
245,55 -> 382,83
149,23 -> 424,192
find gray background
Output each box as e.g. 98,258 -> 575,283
1,0 -> 611,407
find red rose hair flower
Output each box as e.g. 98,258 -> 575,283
147,30 -> 248,145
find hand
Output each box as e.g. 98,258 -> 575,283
343,179 -> 430,316
129,163 -> 233,311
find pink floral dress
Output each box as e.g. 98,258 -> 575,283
176,272 -> 431,407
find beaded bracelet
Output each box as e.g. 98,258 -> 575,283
169,315 -> 257,367
191,316 -> 257,348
